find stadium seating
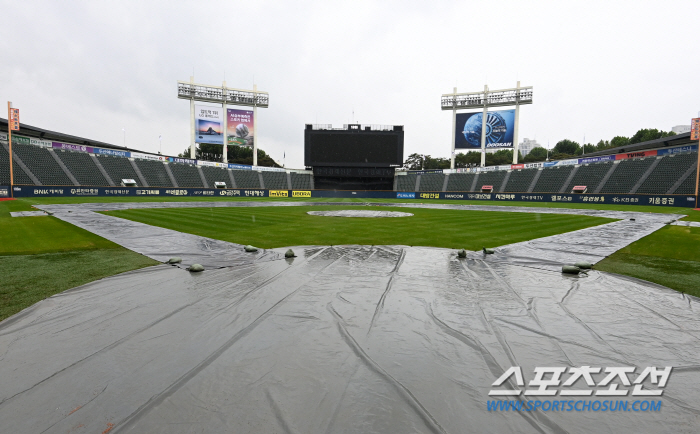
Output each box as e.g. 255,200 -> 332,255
532,165 -> 574,193
674,168 -> 697,195
564,161 -> 613,193
636,153 -> 698,194
291,172 -> 312,190
503,168 -> 538,192
445,173 -> 476,191
55,150 -> 108,186
96,155 -> 141,186
169,162 -> 204,188
201,166 -> 231,188
599,158 -> 655,194
12,144 -> 73,186
477,170 -> 508,192
134,159 -> 173,187
1,145 -> 34,185
418,173 -> 445,191
232,169 -> 261,188
396,174 -> 417,191
261,171 -> 288,190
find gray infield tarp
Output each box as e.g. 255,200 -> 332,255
1,202 -> 698,433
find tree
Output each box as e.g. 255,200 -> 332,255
403,153 -> 424,170
454,152 -> 481,168
177,145 -> 281,167
523,147 -> 548,163
552,139 -> 580,156
609,136 -> 630,149
595,139 -> 610,151
629,128 -> 675,144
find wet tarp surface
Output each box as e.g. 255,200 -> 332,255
1,202 -> 697,433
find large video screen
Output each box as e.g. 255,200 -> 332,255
455,110 -> 515,149
305,130 -> 403,167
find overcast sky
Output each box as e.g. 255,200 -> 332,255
2,1 -> 699,168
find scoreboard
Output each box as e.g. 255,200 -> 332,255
304,124 -> 404,168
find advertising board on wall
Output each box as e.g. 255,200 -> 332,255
226,109 -> 254,147
455,110 -> 515,149
195,105 -> 224,144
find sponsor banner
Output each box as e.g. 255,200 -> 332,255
53,142 -> 94,153
228,163 -> 252,170
511,164 -> 524,170
544,158 -> 578,167
658,144 -> 698,156
269,190 -> 288,197
455,109 -> 515,149
616,150 -> 657,160
227,108 -> 254,147
255,165 -> 286,172
11,135 -> 30,145
396,192 -> 416,199
131,152 -> 167,161
169,157 -> 196,165
30,138 -> 52,148
578,155 -> 615,164
692,118 -> 700,141
198,160 -> 228,168
0,186 -> 8,197
9,108 -> 20,130
292,190 -> 311,198
93,147 -> 130,157
407,169 -> 445,174
195,105 -> 224,144
524,162 -> 543,169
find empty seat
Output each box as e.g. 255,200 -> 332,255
1,145 -> 35,185
169,163 -> 204,187
418,173 -> 445,191
201,166 -> 231,188
232,170 -> 261,188
532,165 -> 574,193
55,150 -> 108,186
504,168 -> 538,192
12,143 -> 73,186
599,158 -> 655,193
396,174 -> 417,191
673,167 -> 697,195
564,161 -> 613,193
291,172 -> 312,189
637,153 -> 698,194
476,170 -> 507,192
261,171 -> 288,189
134,159 -> 173,187
97,155 -> 140,185
445,173 -> 476,191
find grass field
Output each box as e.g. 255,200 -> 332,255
103,205 -> 615,250
1,195 -> 698,322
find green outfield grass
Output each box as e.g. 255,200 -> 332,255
103,205 -> 615,250
595,226 -> 700,298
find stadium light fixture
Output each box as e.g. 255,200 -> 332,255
442,83 -> 533,168
177,77 -> 269,165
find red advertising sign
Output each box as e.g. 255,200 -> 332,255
9,108 -> 19,131
691,118 -> 700,141
511,164 -> 524,169
615,150 -> 657,160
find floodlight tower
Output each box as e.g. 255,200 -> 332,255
177,77 -> 269,165
442,82 -> 533,167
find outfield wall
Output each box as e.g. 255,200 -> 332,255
1,185 -> 695,207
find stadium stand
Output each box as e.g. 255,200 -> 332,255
291,172 -> 312,190
564,161 -> 614,193
12,143 -> 73,186
599,158 -> 655,194
261,171 -> 288,190
232,169 -> 261,189
636,153 -> 698,194
445,173 -> 475,191
396,173 -> 417,191
418,173 -> 445,191
673,167 -> 697,195
169,162 -> 204,188
96,155 -> 141,186
55,150 -> 108,186
503,168 -> 538,192
201,166 -> 230,188
532,165 -> 575,193
1,145 -> 35,185
477,170 -> 508,192
134,159 -> 174,187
